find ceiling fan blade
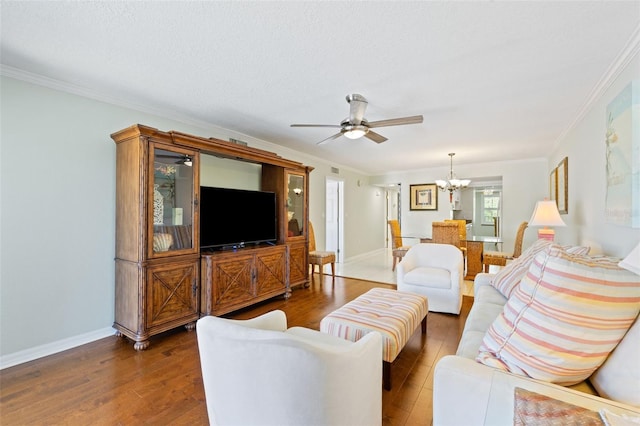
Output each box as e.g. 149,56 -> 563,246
364,131 -> 388,144
347,94 -> 368,125
156,154 -> 192,165
291,124 -> 342,128
367,115 -> 424,128
317,132 -> 343,145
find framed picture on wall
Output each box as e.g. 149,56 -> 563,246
605,81 -> 639,227
549,167 -> 558,203
557,157 -> 568,214
410,183 -> 438,210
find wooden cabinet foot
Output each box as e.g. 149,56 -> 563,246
133,340 -> 150,351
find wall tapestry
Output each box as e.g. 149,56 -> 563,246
605,80 -> 639,228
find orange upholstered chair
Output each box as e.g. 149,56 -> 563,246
308,221 -> 335,277
388,220 -> 410,271
483,221 -> 528,272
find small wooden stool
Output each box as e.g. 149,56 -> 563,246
320,288 -> 428,390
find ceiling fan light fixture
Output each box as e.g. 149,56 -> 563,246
291,94 -> 423,145
181,155 -> 193,167
343,125 -> 368,139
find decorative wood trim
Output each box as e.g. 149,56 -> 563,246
112,124 -> 308,170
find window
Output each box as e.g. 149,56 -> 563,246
480,191 -> 501,226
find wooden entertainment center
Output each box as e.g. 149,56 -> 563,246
111,124 -> 312,350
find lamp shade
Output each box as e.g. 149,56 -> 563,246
528,200 -> 566,227
528,200 -> 566,241
619,242 -> 640,276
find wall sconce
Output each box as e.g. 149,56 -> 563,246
528,199 -> 566,241
293,188 -> 302,196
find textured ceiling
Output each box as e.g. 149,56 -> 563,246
2,1 -> 639,174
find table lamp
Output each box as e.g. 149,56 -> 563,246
619,242 -> 640,276
528,199 -> 566,241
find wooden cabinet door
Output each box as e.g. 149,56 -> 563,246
288,240 -> 307,287
210,253 -> 255,314
255,246 -> 287,297
145,260 -> 198,330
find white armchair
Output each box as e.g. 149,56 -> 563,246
196,310 -> 383,426
396,243 -> 464,314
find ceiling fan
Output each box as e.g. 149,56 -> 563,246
156,153 -> 193,166
291,94 -> 423,145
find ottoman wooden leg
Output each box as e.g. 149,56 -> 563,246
383,361 -> 391,391
421,315 -> 427,334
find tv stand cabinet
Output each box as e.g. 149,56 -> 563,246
200,244 -> 288,316
111,124 -> 311,350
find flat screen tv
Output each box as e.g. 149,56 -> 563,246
200,186 -> 277,250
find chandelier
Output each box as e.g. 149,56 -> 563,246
435,153 -> 471,202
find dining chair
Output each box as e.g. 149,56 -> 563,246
388,219 -> 410,271
308,221 -> 336,277
444,219 -> 468,253
483,221 -> 528,272
432,222 -> 462,247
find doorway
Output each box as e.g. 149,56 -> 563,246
385,185 -> 401,248
471,180 -> 503,238
325,177 -> 344,263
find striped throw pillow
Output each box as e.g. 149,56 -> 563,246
490,239 -> 553,298
477,245 -> 640,385
490,241 -> 590,298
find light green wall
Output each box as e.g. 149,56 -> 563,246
0,75 -> 379,361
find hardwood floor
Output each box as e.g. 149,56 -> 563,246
0,276 -> 472,425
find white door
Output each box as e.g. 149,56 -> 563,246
325,178 -> 344,262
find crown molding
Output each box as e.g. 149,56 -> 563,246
552,23 -> 640,150
1,65 -> 368,177
0,64 -> 219,129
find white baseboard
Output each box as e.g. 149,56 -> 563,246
342,248 -> 388,264
0,327 -> 116,370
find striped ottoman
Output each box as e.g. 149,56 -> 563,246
320,287 -> 428,390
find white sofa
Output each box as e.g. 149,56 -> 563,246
433,273 -> 640,425
196,310 -> 382,426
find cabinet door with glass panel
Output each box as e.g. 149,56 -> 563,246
148,143 -> 199,258
286,172 -> 306,239
286,171 -> 308,287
